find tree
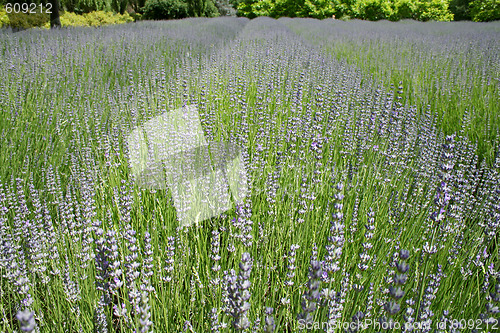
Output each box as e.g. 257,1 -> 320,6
49,0 -> 61,27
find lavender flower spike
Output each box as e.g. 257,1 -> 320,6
226,252 -> 253,331
298,260 -> 323,325
16,309 -> 36,333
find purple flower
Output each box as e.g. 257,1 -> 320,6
226,252 -> 253,331
16,309 -> 36,333
298,259 -> 323,324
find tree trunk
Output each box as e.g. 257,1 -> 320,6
49,0 -> 61,28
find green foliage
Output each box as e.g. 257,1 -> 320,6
143,0 -> 188,19
355,0 -> 394,20
470,0 -> 500,21
187,0 -> 205,16
80,8 -> 112,24
129,0 -> 147,13
58,9 -> 89,23
213,0 -> 237,15
0,7 -> 132,29
51,10 -> 132,26
2,0 -> 45,4
237,0 -> 455,21
185,0 -> 219,16
111,0 -> 128,13
449,0 -> 473,20
271,0 -> 297,17
237,0 -> 462,21
61,0 -> 111,13
394,0 -> 416,19
238,0 -> 334,19
0,4 -> 51,29
330,0 -> 358,19
236,0 -> 266,18
298,0 -> 335,18
205,0 -> 220,16
413,0 -> 454,21
3,0 -> 495,21
86,8 -> 132,23
3,10 -> 49,28
0,9 -> 9,26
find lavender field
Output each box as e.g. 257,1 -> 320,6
0,17 -> 499,332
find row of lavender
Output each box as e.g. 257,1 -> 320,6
282,18 -> 500,165
1,17 -> 499,332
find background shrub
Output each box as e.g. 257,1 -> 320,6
130,0 -> 147,13
204,0 -> 219,16
0,5 -> 132,28
295,0 -> 335,19
394,0 -> 416,19
236,0 -> 494,21
470,0 -> 500,21
0,0 -> 498,30
238,0 -> 334,19
143,0 -> 188,19
213,0 -> 237,16
4,11 -> 49,28
413,0 -> 454,21
43,10 -> 132,26
356,0 -> 394,20
85,9 -> 128,24
59,9 -> 90,24
185,0 -> 220,17
237,0 -> 268,18
332,0 -> 359,19
449,0 -> 472,20
61,0 -> 111,13
0,9 -> 8,27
